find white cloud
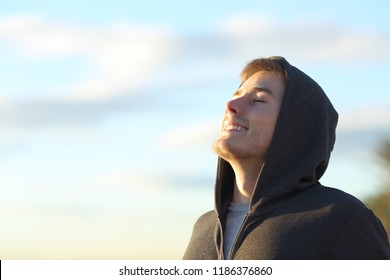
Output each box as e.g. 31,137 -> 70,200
95,169 -> 166,193
1,12 -> 390,103
212,14 -> 390,64
338,104 -> 390,132
159,120 -> 220,150
0,94 -> 10,105
93,164 -> 216,195
0,13 -> 174,101
214,14 -> 277,35
0,13 -> 87,56
329,104 -> 390,162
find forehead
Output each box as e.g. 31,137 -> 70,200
239,71 -> 285,93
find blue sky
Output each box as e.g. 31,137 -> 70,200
0,0 -> 389,259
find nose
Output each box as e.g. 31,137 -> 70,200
226,96 -> 244,115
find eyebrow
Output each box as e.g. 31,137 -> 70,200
232,87 -> 274,98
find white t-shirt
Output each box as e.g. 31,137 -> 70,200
223,202 -> 249,259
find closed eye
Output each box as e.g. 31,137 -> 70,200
253,99 -> 266,103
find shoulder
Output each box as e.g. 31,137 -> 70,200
307,184 -> 368,210
183,210 -> 218,260
329,206 -> 390,259
312,185 -> 390,259
284,184 -> 370,220
289,184 -> 385,233
192,210 -> 217,231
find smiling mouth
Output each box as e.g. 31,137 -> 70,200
224,124 -> 248,132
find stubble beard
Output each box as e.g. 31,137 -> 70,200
213,138 -> 250,162
212,139 -> 234,162
212,137 -> 266,164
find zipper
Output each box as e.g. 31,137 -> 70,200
217,217 -> 225,260
227,213 -> 249,260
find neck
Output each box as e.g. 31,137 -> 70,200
229,158 -> 264,204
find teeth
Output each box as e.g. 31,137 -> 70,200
225,125 -> 248,131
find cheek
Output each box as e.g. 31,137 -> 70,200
251,112 -> 279,145
250,128 -> 274,150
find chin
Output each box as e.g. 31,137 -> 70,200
212,139 -> 240,161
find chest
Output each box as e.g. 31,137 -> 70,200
231,211 -> 340,259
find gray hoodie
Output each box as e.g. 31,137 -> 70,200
183,56 -> 390,260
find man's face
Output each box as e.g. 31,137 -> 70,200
213,71 -> 285,162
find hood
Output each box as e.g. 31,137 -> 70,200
215,56 -> 339,216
